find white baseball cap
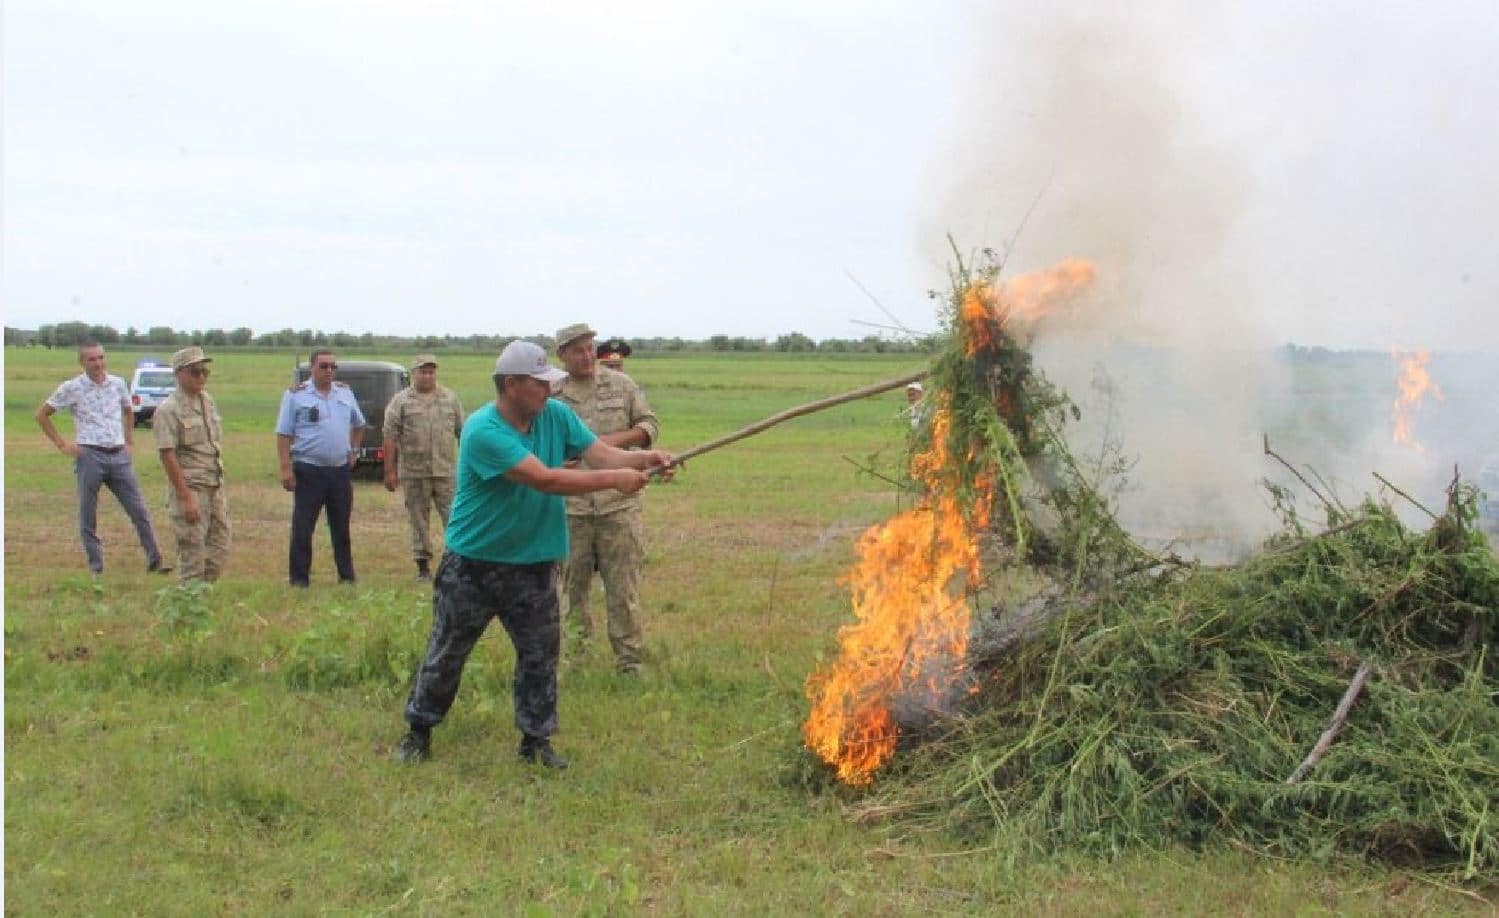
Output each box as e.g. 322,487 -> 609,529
493,340 -> 567,384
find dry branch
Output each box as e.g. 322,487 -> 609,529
1373,472 -> 1439,520
1264,434 -> 1337,513
1286,661 -> 1374,785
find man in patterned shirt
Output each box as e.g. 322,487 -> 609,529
153,346 -> 231,582
35,340 -> 169,575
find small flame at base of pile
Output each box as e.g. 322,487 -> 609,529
802,408 -> 991,786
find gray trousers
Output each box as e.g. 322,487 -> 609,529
75,446 -> 161,573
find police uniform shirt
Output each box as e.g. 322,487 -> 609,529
275,381 -> 367,467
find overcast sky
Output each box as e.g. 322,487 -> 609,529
3,1 -> 1495,349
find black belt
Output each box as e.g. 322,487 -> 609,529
83,444 -> 125,454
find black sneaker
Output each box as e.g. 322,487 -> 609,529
415,560 -> 432,582
148,560 -> 173,575
396,729 -> 431,764
518,737 -> 569,770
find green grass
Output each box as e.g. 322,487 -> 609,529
4,346 -> 1486,913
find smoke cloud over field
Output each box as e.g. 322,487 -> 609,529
921,6 -> 1495,551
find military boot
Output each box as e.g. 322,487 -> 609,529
415,559 -> 432,582
518,736 -> 569,770
396,728 -> 431,764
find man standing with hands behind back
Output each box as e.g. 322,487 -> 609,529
153,346 -> 231,583
276,349 -> 366,587
383,354 -> 465,581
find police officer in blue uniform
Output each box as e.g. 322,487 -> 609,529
276,348 -> 367,586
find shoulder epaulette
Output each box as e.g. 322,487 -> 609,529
333,381 -> 350,389
288,380 -> 309,392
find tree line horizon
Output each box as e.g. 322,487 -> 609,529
4,321 -> 929,354
5,322 -> 1471,360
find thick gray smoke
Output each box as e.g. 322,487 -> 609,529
920,8 -> 1490,553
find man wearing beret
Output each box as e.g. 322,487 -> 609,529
383,354 -> 465,581
553,323 -> 661,675
153,346 -> 231,582
596,337 -> 632,371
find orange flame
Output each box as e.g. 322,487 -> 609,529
961,258 -> 1097,356
802,404 -> 993,785
802,258 -> 1095,786
1390,349 -> 1445,451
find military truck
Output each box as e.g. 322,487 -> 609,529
293,359 -> 409,475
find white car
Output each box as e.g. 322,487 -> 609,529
130,362 -> 176,426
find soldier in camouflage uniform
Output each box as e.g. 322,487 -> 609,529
383,354 -> 465,581
396,341 -> 674,769
553,323 -> 661,674
153,346 -> 231,582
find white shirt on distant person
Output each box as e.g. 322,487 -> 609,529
45,373 -> 131,448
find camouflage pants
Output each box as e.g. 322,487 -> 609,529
404,552 -> 561,741
401,476 -> 455,562
167,484 -> 231,582
561,509 -> 644,671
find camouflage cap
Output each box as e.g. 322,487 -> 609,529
171,346 -> 212,371
412,353 -> 439,370
554,323 -> 598,351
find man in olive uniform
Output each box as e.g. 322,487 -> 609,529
553,323 -> 661,674
383,354 -> 465,581
153,346 -> 231,582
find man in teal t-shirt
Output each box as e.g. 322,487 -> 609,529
398,340 -> 674,770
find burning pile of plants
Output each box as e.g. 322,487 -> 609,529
802,250 -> 1499,879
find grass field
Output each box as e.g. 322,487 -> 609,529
4,346 -> 1485,914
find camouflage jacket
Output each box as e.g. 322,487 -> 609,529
153,390 -> 224,488
384,385 -> 464,478
555,367 -> 660,517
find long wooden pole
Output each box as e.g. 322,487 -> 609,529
662,369 -> 929,470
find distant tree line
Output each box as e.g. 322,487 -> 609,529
5,322 -> 934,354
